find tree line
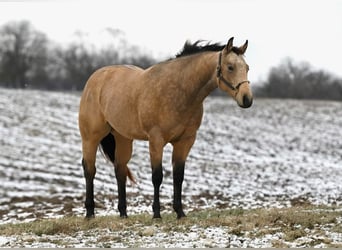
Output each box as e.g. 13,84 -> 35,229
0,20 -> 157,90
1,20 -> 341,101
254,58 -> 342,101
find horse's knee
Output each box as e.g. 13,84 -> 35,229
148,129 -> 165,166
148,133 -> 164,186
152,164 -> 163,187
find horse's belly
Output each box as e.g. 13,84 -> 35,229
163,124 -> 188,142
109,118 -> 148,141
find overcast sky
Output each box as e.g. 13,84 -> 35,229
0,0 -> 341,83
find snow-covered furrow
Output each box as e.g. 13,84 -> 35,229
0,88 -> 341,224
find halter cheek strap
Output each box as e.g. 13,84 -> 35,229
216,51 -> 250,91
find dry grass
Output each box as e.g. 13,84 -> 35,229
1,205 -> 341,247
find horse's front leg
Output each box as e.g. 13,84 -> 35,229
149,133 -> 165,219
172,135 -> 196,219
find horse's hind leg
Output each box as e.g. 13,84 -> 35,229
171,135 -> 196,219
112,132 -> 133,218
81,139 -> 99,218
80,126 -> 110,218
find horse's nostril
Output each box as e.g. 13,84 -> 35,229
243,95 -> 253,108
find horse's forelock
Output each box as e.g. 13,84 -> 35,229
230,46 -> 244,55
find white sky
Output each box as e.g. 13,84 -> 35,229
0,0 -> 341,83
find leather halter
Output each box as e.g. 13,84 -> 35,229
216,51 -> 250,91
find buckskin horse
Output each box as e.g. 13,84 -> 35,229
78,37 -> 253,219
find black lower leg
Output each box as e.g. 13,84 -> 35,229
115,167 -> 127,218
173,162 -> 186,219
82,158 -> 95,218
117,182 -> 127,218
152,164 -> 163,218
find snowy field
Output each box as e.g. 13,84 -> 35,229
0,87 -> 342,225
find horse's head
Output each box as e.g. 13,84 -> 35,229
216,37 -> 253,108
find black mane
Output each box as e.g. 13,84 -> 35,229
175,40 -> 242,58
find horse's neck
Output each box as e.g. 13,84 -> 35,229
142,52 -> 218,109
177,52 -> 218,104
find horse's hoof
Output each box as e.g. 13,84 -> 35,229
120,215 -> 128,219
177,214 -> 187,220
152,214 -> 162,220
85,214 -> 95,220
175,209 -> 186,219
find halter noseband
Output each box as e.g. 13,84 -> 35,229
216,51 -> 250,91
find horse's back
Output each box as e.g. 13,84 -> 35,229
82,65 -> 143,91
80,64 -> 143,107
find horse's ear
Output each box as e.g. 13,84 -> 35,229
224,37 -> 234,53
239,40 -> 248,54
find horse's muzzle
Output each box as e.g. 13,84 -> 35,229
240,95 -> 253,108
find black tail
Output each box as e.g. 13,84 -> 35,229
100,133 -> 116,163
100,133 -> 136,184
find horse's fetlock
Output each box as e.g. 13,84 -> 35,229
118,205 -> 128,218
118,203 -> 127,216
85,199 -> 94,209
152,202 -> 160,211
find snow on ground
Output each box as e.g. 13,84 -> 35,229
0,87 -> 342,225
0,226 -> 284,248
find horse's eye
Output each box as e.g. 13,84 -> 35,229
228,65 -> 234,72
246,64 -> 250,71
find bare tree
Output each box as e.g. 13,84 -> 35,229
0,20 -> 49,88
58,30 -> 156,90
256,58 -> 342,101
0,21 -> 157,90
